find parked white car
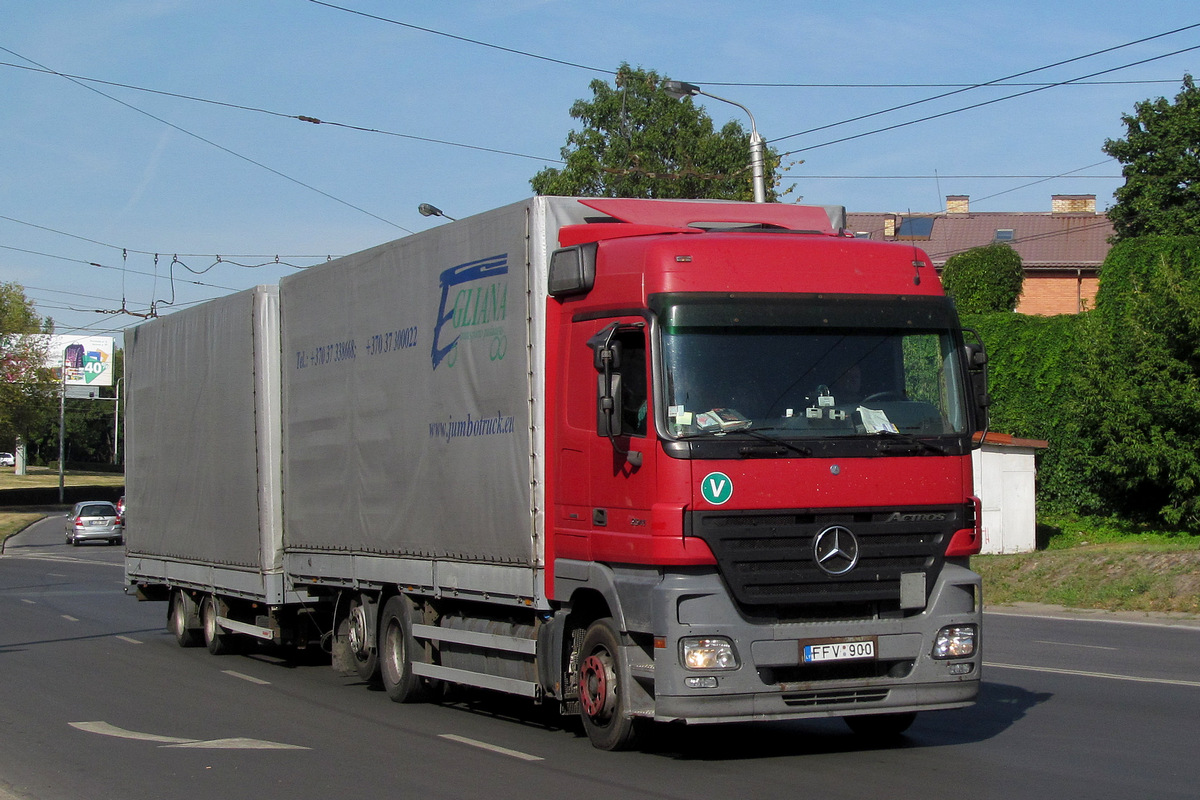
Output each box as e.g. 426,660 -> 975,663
0,452 -> 14,467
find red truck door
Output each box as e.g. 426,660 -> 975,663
552,316 -> 657,565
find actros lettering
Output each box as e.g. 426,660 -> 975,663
885,512 -> 948,523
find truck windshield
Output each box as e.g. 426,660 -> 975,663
654,294 -> 971,441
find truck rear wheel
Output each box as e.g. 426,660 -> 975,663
168,590 -> 201,648
380,595 -> 426,703
577,617 -> 642,751
201,594 -> 236,656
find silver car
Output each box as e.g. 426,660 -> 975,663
65,501 -> 124,546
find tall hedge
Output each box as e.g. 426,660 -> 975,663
1078,236 -> 1200,529
960,311 -> 1096,514
964,235 -> 1200,531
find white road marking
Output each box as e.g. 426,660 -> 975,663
61,615 -> 78,622
987,661 -> 1200,688
438,733 -> 544,761
165,737 -> 307,750
223,669 -> 271,686
115,635 -> 142,645
1033,640 -> 1118,651
70,721 -> 307,750
71,721 -> 195,744
21,599 -> 35,605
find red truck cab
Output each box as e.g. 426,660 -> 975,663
543,198 -> 986,748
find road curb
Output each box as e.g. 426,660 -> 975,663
987,601 -> 1200,629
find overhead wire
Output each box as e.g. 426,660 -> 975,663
0,46 -> 414,235
768,22 -> 1200,145
0,61 -> 562,164
775,44 -> 1200,155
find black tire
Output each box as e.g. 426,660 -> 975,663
577,617 -> 642,751
379,595 -> 426,703
168,590 -> 202,648
844,711 -> 918,739
201,594 -> 235,655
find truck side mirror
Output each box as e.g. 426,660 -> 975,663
963,337 -> 990,434
587,323 -> 624,438
548,242 -> 597,298
596,372 -> 624,438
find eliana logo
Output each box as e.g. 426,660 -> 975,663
701,472 -> 734,505
430,254 -> 509,370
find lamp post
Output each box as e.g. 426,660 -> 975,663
112,376 -> 124,466
661,80 -> 767,204
418,203 -> 456,222
57,344 -> 73,503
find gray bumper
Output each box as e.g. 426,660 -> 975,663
647,562 -> 981,724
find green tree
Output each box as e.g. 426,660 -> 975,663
1103,74 -> 1200,241
940,243 -> 1025,313
532,64 -> 780,201
0,282 -> 56,452
1076,236 -> 1200,529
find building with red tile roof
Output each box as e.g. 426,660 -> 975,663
846,195 -> 1113,315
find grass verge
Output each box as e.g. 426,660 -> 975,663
973,513 -> 1200,615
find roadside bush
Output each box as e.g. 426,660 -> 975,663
942,243 -> 1025,313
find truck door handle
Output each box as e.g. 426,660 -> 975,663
592,508 -> 607,527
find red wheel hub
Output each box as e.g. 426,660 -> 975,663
579,654 -> 610,718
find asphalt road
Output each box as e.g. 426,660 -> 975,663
2,514 -> 1199,800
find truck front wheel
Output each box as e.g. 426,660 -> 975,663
380,595 -> 426,703
577,617 -> 642,751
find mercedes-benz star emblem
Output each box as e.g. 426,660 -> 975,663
813,526 -> 860,576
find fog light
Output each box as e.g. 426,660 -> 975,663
948,662 -> 974,675
680,637 -> 739,670
933,624 -> 976,659
685,676 -> 719,689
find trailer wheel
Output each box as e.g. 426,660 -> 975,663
844,711 -> 917,739
348,595 -> 379,682
577,617 -> 641,751
168,590 -> 201,648
380,595 -> 426,703
201,594 -> 236,656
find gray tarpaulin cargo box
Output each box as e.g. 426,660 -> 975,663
124,285 -> 285,602
125,198 -> 598,607
279,198 -> 593,607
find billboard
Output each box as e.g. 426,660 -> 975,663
50,335 -> 115,387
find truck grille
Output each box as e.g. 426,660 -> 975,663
687,506 -> 958,617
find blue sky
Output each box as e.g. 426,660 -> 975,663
2,1 -> 1197,340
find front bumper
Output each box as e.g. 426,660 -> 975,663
647,562 -> 981,724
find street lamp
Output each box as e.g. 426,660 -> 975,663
418,203 -> 456,222
662,80 -> 767,204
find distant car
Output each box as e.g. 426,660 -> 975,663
0,452 -> 14,467
65,501 -> 124,546
116,495 -> 125,516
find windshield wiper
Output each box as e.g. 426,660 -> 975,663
674,426 -> 814,456
872,430 -> 948,455
735,427 -> 813,456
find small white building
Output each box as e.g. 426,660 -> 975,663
972,433 -> 1048,554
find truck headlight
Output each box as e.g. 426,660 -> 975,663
680,637 -> 739,670
932,624 -> 977,659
